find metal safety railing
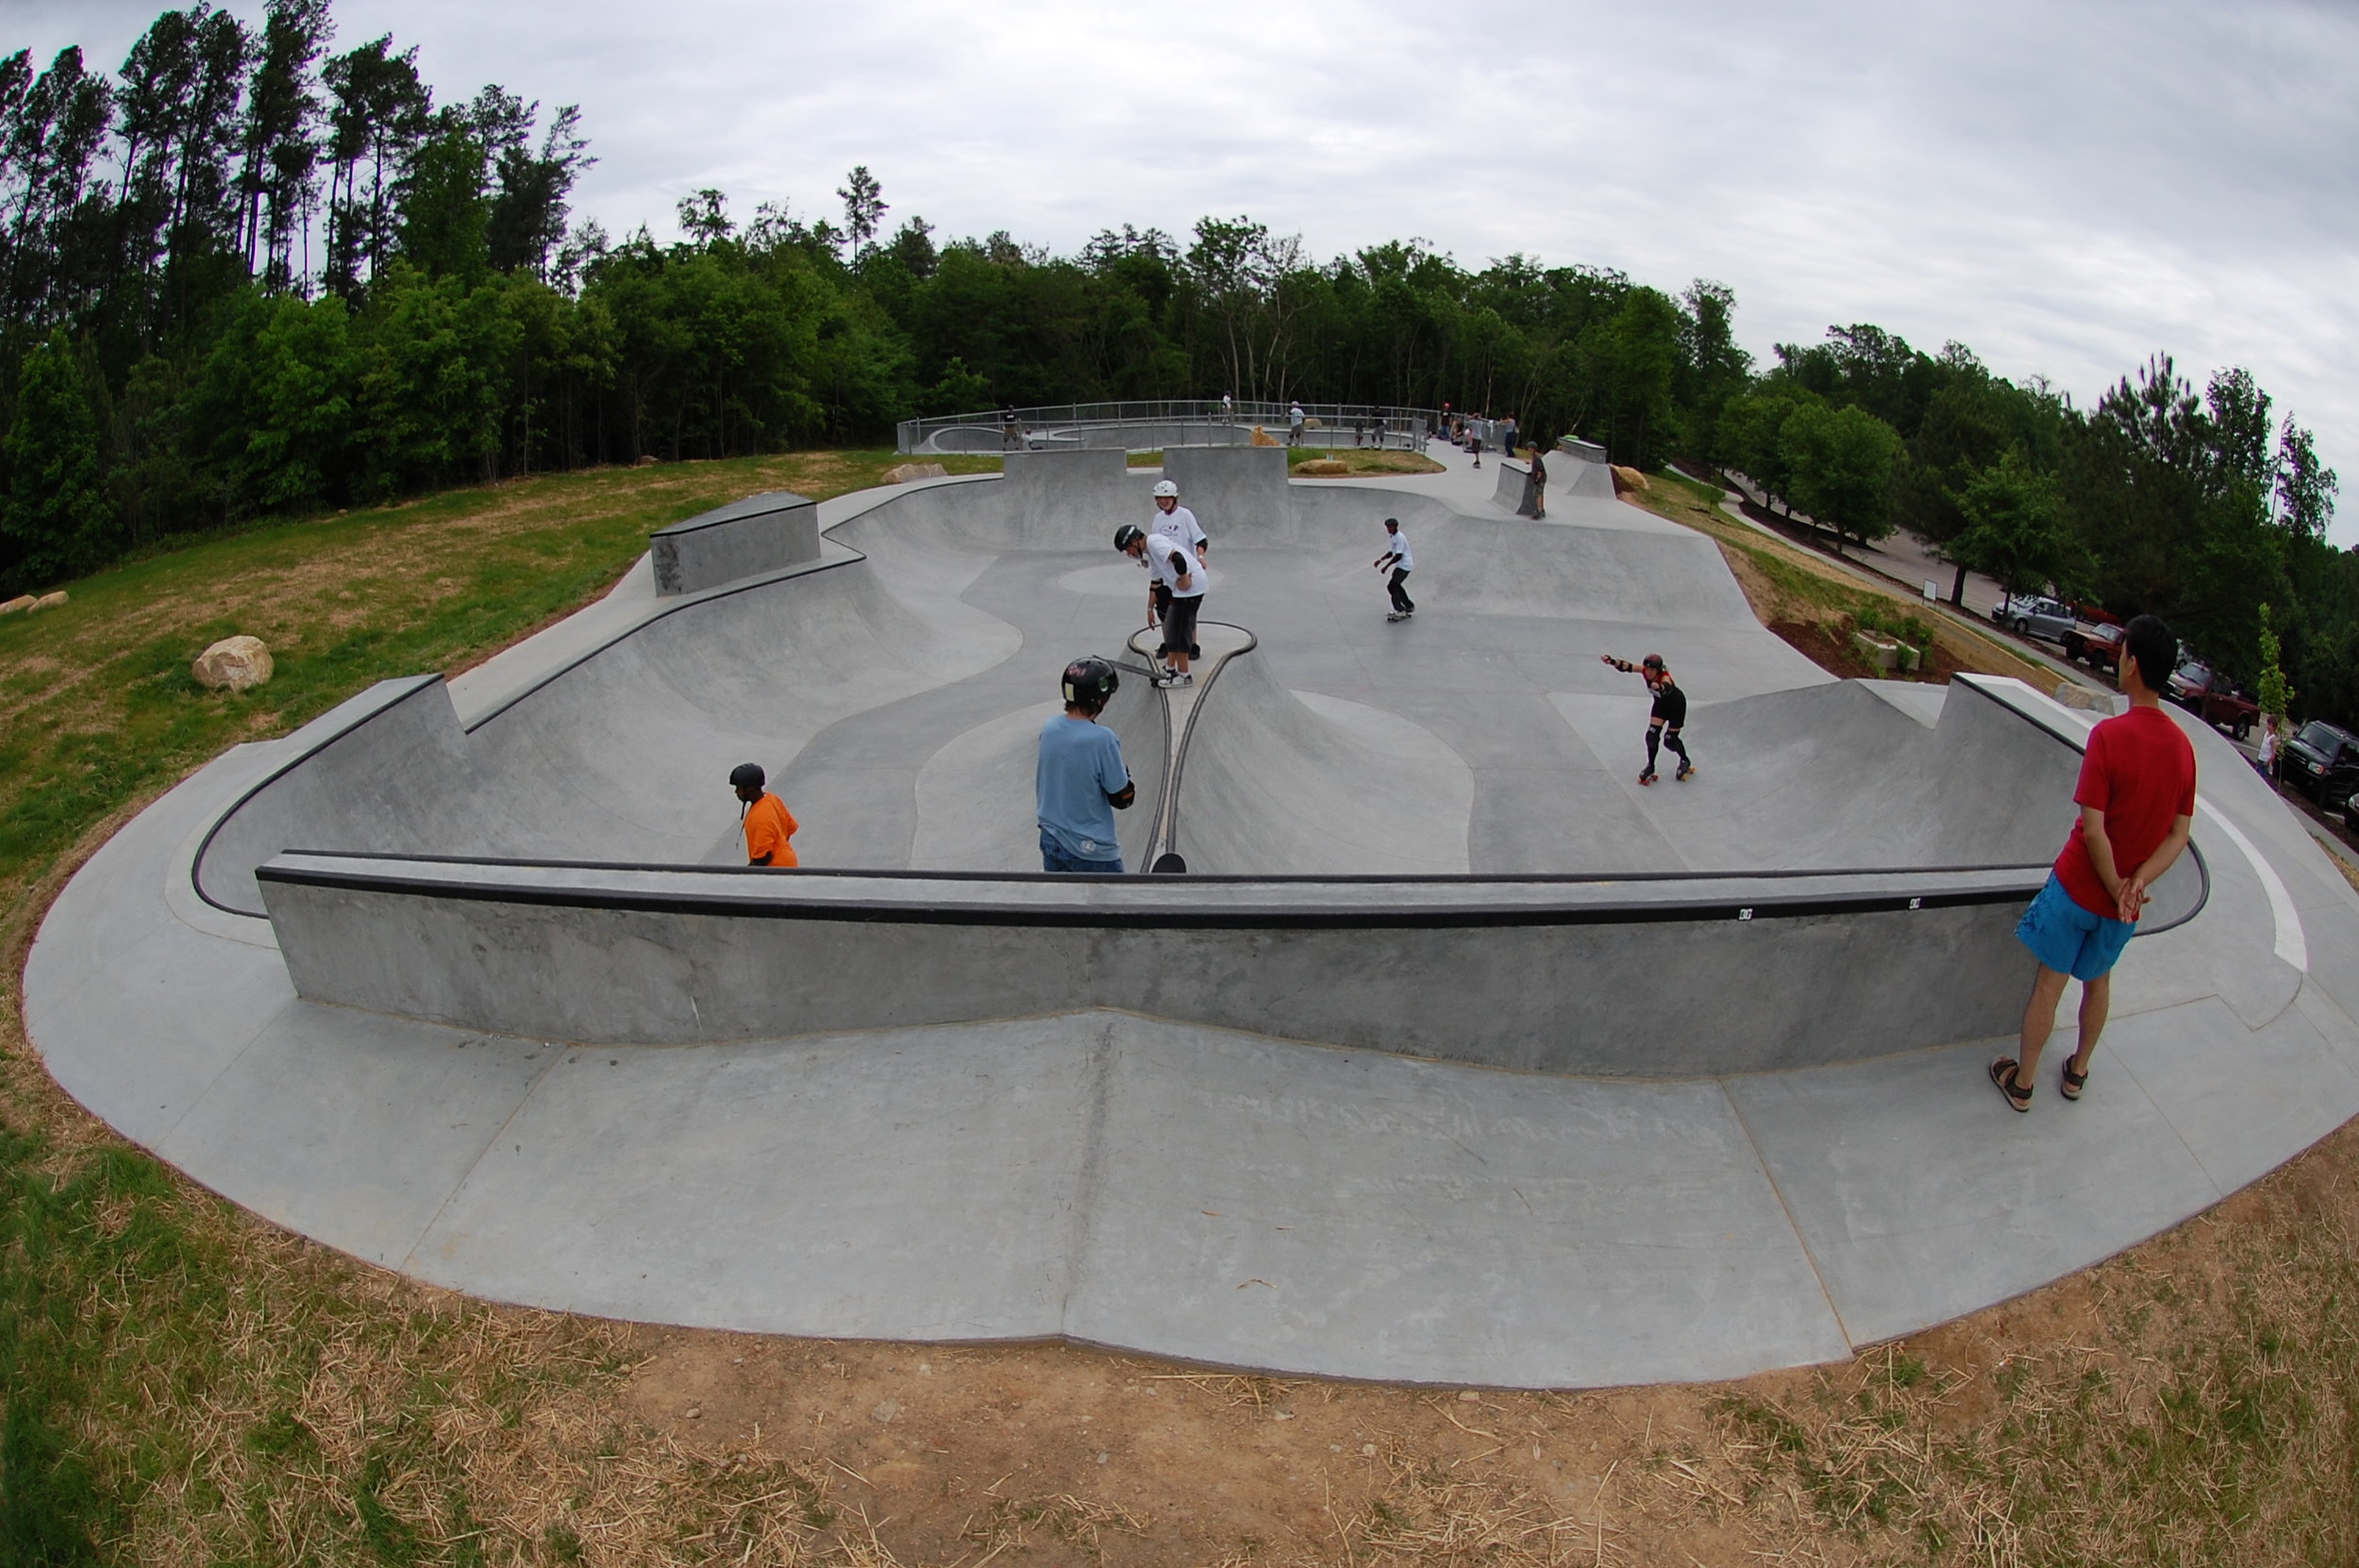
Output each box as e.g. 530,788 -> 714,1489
895,399 -> 1457,456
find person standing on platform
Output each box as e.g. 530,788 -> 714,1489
1036,658 -> 1135,873
1148,479 -> 1207,562
1530,442 -> 1548,519
1289,401 -> 1307,445
729,763 -> 799,866
1987,615 -> 2196,1111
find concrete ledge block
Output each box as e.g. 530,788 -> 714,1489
649,491 -> 818,596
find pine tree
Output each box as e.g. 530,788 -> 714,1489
2,331 -> 114,587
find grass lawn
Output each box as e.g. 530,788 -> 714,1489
1285,445 -> 1445,476
1623,466 -> 2057,688
4,452 -> 2358,1564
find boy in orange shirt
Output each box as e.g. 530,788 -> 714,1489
729,762 -> 798,867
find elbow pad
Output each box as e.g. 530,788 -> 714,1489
1108,780 -> 1136,809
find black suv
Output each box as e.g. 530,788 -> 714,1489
2284,720 -> 2359,809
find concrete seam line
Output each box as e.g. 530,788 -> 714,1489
1718,1077 -> 1855,1353
395,1043 -> 573,1277
2197,798 -> 2308,972
1055,1016 -> 1119,1327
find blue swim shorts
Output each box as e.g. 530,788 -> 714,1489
2016,872 -> 2134,981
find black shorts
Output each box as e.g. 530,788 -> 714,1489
1162,592 -> 1202,655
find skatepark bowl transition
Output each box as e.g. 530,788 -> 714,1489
29,439 -> 2359,1389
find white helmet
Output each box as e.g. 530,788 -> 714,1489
1152,479 -> 1179,498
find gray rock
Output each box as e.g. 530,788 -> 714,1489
193,635 -> 275,692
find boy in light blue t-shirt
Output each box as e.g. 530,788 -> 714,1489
1036,657 -> 1136,873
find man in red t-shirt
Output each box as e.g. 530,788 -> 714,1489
1990,615 -> 2196,1111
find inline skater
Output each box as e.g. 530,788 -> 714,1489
1600,652 -> 1695,784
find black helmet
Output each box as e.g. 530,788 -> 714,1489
1113,523 -> 1145,551
728,761 -> 764,791
1641,654 -> 1666,673
1062,657 -> 1120,711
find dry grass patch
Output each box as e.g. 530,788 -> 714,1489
1627,469 -> 2054,689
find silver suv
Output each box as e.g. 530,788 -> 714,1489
1994,594 -> 2077,643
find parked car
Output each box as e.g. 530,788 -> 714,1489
2061,615 -> 2126,671
1991,593 -> 2077,642
2282,720 -> 2359,808
2166,659 -> 2259,739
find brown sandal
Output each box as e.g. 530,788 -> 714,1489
1989,1058 -> 2032,1112
2061,1059 -> 2089,1101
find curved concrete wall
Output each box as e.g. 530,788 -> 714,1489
1160,445 -> 1290,537
258,852 -> 2046,1075
200,460 -> 2211,1076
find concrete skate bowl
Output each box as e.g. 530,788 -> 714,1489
43,442 -> 2359,1394
174,447 -> 2202,1079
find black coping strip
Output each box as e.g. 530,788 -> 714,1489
258,859 -> 2043,930
271,847 -> 2054,885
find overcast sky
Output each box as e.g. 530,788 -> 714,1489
23,0 -> 2359,541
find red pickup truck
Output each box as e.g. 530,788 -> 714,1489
2167,659 -> 2259,739
2060,616 -> 2125,671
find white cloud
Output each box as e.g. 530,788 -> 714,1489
25,0 -> 2359,538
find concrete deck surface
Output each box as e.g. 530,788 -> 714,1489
26,439 -> 2359,1388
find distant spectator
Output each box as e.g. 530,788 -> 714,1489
1289,401 -> 1306,444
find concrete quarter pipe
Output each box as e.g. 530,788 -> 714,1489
25,441 -> 2359,1389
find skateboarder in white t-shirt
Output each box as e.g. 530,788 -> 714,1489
1374,517 -> 1415,620
1146,479 -> 1206,660
1117,524 -> 1210,685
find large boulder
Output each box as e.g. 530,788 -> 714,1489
193,635 -> 275,692
1611,465 -> 1650,494
881,461 -> 948,484
0,594 -> 33,615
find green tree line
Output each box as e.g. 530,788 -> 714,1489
1,2 -> 2350,732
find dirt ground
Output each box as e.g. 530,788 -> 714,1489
597,1087 -> 2359,1567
